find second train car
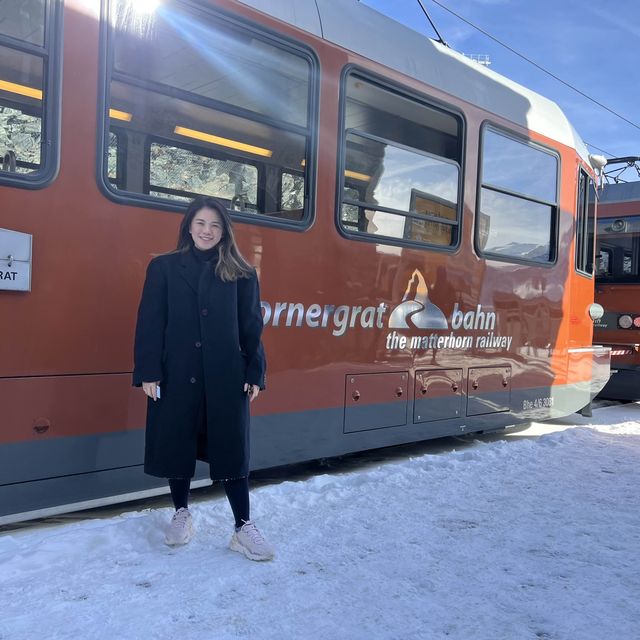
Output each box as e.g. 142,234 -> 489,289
594,180 -> 640,399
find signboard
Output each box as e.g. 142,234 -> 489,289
0,228 -> 32,291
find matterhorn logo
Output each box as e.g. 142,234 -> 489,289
388,269 -> 447,330
384,269 -> 512,352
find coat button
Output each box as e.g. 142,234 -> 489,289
190,377 -> 197,383
195,341 -> 202,348
201,309 -> 208,316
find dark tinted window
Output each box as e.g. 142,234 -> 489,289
596,215 -> 640,283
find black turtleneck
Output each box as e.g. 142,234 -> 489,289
191,244 -> 219,264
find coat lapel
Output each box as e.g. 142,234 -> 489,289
178,249 -> 200,294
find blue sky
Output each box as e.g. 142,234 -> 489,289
361,0 -> 639,174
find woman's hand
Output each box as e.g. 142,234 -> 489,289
243,383 -> 260,402
142,381 -> 160,401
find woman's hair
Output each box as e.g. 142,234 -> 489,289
176,196 -> 254,281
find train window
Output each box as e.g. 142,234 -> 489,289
281,171 -> 305,213
0,1 -> 45,45
338,73 -> 462,247
0,45 -> 43,173
341,187 -> 361,231
108,133 -> 118,182
148,141 -> 259,208
477,127 -> 558,264
595,216 -> 640,283
101,0 -> 315,224
596,248 -> 612,276
107,130 -> 127,190
0,0 -> 59,187
575,169 -> 596,275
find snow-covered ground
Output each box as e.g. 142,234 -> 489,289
2,404 -> 639,640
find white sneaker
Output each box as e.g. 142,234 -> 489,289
230,520 -> 274,561
165,507 -> 194,546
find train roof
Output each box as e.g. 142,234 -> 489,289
600,181 -> 640,203
238,0 -> 591,164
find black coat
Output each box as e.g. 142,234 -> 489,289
132,248 -> 266,481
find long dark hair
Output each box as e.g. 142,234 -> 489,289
176,196 -> 253,281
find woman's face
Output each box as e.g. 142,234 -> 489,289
189,207 -> 224,251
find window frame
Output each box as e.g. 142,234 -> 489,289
96,0 -> 318,231
0,0 -> 62,189
336,65 -> 465,252
475,122 -> 561,267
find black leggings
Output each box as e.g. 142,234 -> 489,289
168,477 -> 250,529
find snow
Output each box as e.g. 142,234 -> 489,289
2,404 -> 640,640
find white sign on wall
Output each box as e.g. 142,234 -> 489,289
0,228 -> 32,292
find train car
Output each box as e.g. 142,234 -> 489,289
593,180 -> 640,399
0,0 -> 610,524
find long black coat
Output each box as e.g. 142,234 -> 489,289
132,248 -> 266,481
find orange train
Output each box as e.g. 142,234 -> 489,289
593,180 -> 640,399
0,0 -> 609,524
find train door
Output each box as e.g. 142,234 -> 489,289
567,166 -> 607,408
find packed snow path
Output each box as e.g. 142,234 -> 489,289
1,404 -> 639,640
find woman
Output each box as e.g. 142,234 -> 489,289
133,196 -> 272,561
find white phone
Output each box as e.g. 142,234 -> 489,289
156,385 -> 161,399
